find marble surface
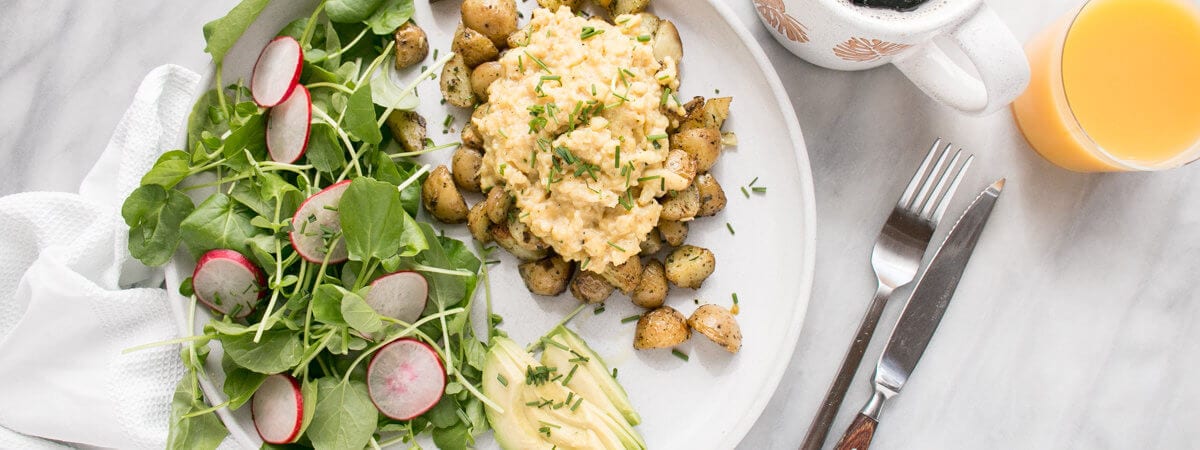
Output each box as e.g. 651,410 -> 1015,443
2,0 -> 1197,448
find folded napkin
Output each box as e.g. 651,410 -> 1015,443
0,65 -> 235,449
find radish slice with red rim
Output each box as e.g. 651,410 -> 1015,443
367,338 -> 446,421
289,180 -> 351,264
365,271 -> 429,324
251,36 -> 303,107
251,374 -> 304,445
192,249 -> 266,318
267,85 -> 312,163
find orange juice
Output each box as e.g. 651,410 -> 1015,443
1012,0 -> 1200,172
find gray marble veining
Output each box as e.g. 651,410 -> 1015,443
2,0 -> 1197,448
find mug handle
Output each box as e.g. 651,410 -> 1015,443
891,5 -> 1030,115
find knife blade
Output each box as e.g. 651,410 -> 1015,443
834,178 -> 1004,450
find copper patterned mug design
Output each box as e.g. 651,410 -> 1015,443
754,0 -> 1030,115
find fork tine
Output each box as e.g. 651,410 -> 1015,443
897,138 -> 943,208
911,141 -> 953,213
927,154 -> 975,224
920,149 -> 963,219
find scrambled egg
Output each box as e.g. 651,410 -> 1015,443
475,7 -> 681,271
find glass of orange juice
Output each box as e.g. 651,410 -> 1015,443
1012,0 -> 1200,172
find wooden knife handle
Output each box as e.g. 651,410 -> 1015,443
833,413 -> 878,450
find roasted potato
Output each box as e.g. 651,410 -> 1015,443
601,257 -> 642,294
384,110 -> 427,153
570,270 -> 615,303
592,0 -> 615,9
440,53 -> 476,108
671,127 -> 721,172
680,97 -> 732,132
640,228 -> 664,255
461,122 -> 484,149
657,220 -> 688,247
630,259 -> 668,308
452,24 -> 500,68
652,20 -> 683,64
633,12 -> 661,38
470,61 -> 503,102
665,245 -> 715,289
484,187 -> 513,223
634,306 -> 690,349
664,149 -> 697,190
461,0 -> 519,48
519,255 -> 573,296
537,0 -> 581,10
422,165 -> 469,223
688,304 -> 742,353
492,220 -> 550,261
506,27 -> 531,48
609,0 -> 650,15
393,22 -> 429,70
659,183 -> 700,221
467,201 -> 492,242
451,146 -> 484,193
694,173 -> 727,217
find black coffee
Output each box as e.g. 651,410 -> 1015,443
850,0 -> 928,12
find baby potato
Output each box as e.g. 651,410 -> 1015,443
630,259 -> 668,309
694,173 -> 727,217
652,20 -> 683,64
688,304 -> 742,353
659,183 -> 700,221
665,149 -> 697,188
470,61 -> 503,102
384,110 -> 427,153
680,97 -> 733,131
467,201 -> 492,243
461,0 -> 519,48
665,245 -> 715,289
634,306 -> 690,350
506,27 -> 531,48
453,24 -> 500,68
633,12 -> 661,38
538,0 -> 581,10
570,270 -> 615,303
609,0 -> 650,16
422,165 -> 469,223
440,53 -> 476,108
492,220 -> 550,261
461,122 -> 483,149
601,257 -> 643,294
519,255 -> 574,296
484,187 -> 513,223
671,127 -> 721,172
640,228 -> 664,255
393,22 -> 429,69
451,146 -> 484,193
657,219 -> 688,247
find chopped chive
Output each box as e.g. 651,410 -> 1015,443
565,392 -> 575,406
660,87 -> 672,106
607,241 -> 626,252
593,304 -> 606,314
671,349 -> 689,362
525,51 -> 551,73
443,115 -> 454,127
612,367 -> 618,379
752,186 -> 767,193
580,26 -> 605,40
541,75 -> 562,82
497,374 -> 508,386
571,396 -> 584,411
716,88 -> 721,94
621,68 -> 636,79
580,258 -> 590,270
590,83 -> 597,96
637,175 -> 662,183
749,176 -> 759,187
647,133 -> 668,141
526,401 -> 541,406
732,292 -> 740,305
741,186 -> 750,198
562,364 -> 580,385
614,145 -> 621,168
726,222 -> 735,235
621,314 -> 641,323
517,55 -> 524,72
612,91 -> 630,102
637,34 -> 652,42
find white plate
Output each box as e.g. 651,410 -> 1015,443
167,0 -> 816,448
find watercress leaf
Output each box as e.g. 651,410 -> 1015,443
221,329 -> 304,374
230,183 -> 274,219
167,372 -> 228,450
141,150 -> 193,188
325,0 -> 386,23
305,123 -> 345,174
277,17 -> 308,40
179,193 -> 259,257
188,89 -> 230,154
201,0 -> 271,64
345,84 -> 383,145
340,177 -> 405,261
347,335 -> 369,351
392,159 -> 426,217
312,284 -> 349,326
301,59 -> 344,85
427,394 -> 460,428
368,63 -> 420,112
179,277 -> 195,297
462,335 -> 487,372
340,289 -> 382,334
431,421 -> 469,450
307,378 -> 378,450
326,328 -> 350,355
406,223 -> 480,310
221,113 -> 268,172
464,396 -> 488,435
298,377 -> 318,436
366,0 -> 415,35
246,233 -> 277,272
123,184 -> 195,266
322,19 -> 343,70
206,318 -> 252,336
221,355 -> 268,410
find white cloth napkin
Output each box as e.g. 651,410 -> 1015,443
0,65 -> 236,449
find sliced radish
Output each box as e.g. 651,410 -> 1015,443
251,374 -> 304,445
251,36 -> 303,107
365,271 -> 429,324
367,338 -> 445,420
266,85 -> 312,163
192,249 -> 266,318
288,180 -> 350,264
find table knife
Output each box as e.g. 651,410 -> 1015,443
833,178 -> 1004,450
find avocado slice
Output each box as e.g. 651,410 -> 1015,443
483,336 -> 646,450
541,325 -> 642,426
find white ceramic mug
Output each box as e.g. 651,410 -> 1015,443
753,0 -> 1029,115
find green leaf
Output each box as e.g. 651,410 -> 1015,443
366,0 -> 415,34
369,63 -> 420,111
339,177 -> 406,262
221,329 -> 304,374
180,193 -> 260,257
427,395 -> 459,428
431,422 -> 469,450
340,289 -> 382,334
221,113 -> 268,172
201,0 -> 271,64
221,355 -> 268,410
312,284 -> 348,326
206,318 -> 253,336
141,150 -> 193,188
122,185 -> 195,266
307,378 -> 378,450
187,89 -> 230,154
166,372 -> 228,450
305,123 -> 346,174
345,84 -> 383,145
298,377 -> 319,437
325,0 -> 386,23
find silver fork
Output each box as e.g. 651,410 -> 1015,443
801,139 -> 973,450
